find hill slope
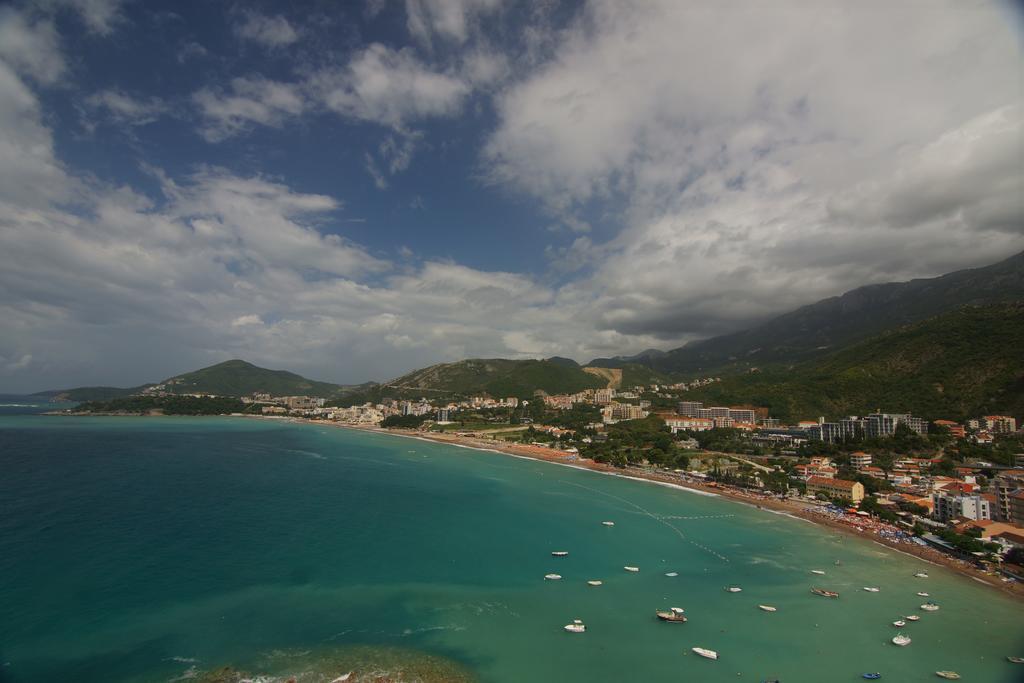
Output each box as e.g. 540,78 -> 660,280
156,360 -> 350,398
379,358 -> 607,398
49,360 -> 371,401
34,385 -> 152,402
678,304 -> 1024,422
647,251 -> 1024,375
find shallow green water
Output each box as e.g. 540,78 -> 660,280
1,415 -> 1021,682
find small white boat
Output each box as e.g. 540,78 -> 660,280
905,615 -> 920,621
564,619 -> 586,633
692,647 -> 718,660
602,521 -> 615,526
811,570 -> 826,575
1008,656 -> 1024,663
726,586 -> 742,593
587,580 -> 603,586
624,566 -> 639,572
863,587 -> 880,593
892,620 -> 906,627
544,573 -> 562,580
917,592 -> 930,597
552,551 -> 569,557
330,675 -> 352,683
920,602 -> 940,612
655,607 -> 687,622
935,672 -> 960,680
892,633 -> 912,646
914,572 -> 929,578
758,605 -> 777,612
665,572 -> 678,577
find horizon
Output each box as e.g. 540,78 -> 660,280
1,0 -> 1022,393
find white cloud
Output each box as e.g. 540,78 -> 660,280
0,7 -> 65,84
2,0 -> 1022,394
193,76 -> 305,141
232,314 -> 263,327
484,0 -> 1024,340
35,0 -> 124,35
84,89 -> 168,126
177,41 -> 208,63
405,0 -> 501,46
312,43 -> 469,128
364,127 -> 425,188
233,10 -> 298,47
0,61 -> 69,208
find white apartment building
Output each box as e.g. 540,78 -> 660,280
932,491 -> 991,522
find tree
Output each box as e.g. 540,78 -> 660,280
381,414 -> 428,428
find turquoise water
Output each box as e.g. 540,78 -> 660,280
1,413 -> 1021,682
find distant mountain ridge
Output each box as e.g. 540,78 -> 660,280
381,358 -> 606,397
637,251 -> 1024,375
678,303 -> 1024,422
35,252 -> 1024,406
42,360 -> 372,402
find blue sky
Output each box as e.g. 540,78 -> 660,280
0,0 -> 1022,392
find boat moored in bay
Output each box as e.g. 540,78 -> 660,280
564,619 -> 586,633
655,607 -> 687,622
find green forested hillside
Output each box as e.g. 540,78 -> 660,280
51,360 -> 371,401
678,304 -> 1024,422
646,251 -> 1024,376
43,385 -> 151,401
376,358 -> 606,399
157,360 -> 348,397
617,363 -> 673,388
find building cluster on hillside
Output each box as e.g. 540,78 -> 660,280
805,412 -> 929,443
671,401 -> 763,430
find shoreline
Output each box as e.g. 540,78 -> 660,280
309,419 -> 1024,602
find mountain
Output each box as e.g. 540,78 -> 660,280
33,385 -> 151,402
154,360 -> 355,398
588,348 -> 668,369
645,251 -> 1024,376
376,358 -> 607,398
46,360 -> 371,401
677,303 -> 1024,422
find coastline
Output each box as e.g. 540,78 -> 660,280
308,418 -> 1024,602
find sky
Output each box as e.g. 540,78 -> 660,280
0,0 -> 1022,392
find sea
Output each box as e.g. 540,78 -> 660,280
1,401 -> 1022,682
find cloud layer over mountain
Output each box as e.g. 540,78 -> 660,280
0,0 -> 1020,391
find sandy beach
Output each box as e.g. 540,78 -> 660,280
309,419 -> 1024,602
